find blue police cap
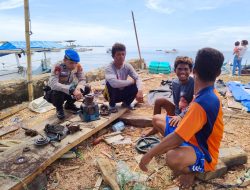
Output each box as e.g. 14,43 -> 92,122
65,49 -> 80,62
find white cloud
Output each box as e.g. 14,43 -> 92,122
139,25 -> 250,51
145,0 -> 238,14
200,26 -> 250,42
189,26 -> 250,50
0,0 -> 23,10
0,15 -> 132,45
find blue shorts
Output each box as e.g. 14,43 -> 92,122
164,116 -> 205,173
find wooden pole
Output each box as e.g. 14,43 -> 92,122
131,11 -> 144,69
24,0 -> 33,101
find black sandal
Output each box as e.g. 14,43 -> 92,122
100,104 -> 111,116
109,106 -> 118,113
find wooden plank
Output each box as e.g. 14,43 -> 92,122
0,107 -> 127,190
227,96 -> 243,110
0,147 -> 9,152
96,158 -> 120,190
0,123 -> 21,137
0,140 -> 23,148
120,113 -> 152,128
0,102 -> 28,120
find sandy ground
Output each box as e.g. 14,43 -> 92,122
0,71 -> 250,190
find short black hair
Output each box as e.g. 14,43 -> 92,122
235,41 -> 240,46
111,43 -> 126,57
174,56 -> 193,70
180,91 -> 192,104
241,40 -> 248,46
194,48 -> 224,82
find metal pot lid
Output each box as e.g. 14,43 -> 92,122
136,137 -> 160,153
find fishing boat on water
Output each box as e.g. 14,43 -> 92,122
0,41 -> 64,80
165,49 -> 178,53
76,48 -> 93,52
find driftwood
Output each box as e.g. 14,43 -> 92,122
120,113 -> 152,128
96,158 -> 120,190
0,123 -> 22,137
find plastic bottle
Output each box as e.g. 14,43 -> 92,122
112,121 -> 125,132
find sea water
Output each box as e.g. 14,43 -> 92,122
0,46 -> 249,73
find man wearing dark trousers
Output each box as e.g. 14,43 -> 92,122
104,43 -> 143,112
45,49 -> 90,119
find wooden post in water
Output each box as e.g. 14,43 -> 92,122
24,0 -> 33,101
131,11 -> 144,69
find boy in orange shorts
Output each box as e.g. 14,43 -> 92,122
139,48 -> 224,188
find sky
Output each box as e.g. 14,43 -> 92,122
0,0 -> 250,51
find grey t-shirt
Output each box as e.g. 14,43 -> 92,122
172,77 -> 194,116
105,62 -> 142,90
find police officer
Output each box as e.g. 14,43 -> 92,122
45,49 -> 90,119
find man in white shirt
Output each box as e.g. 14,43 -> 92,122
237,40 -> 248,76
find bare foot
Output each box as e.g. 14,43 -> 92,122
142,128 -> 157,137
174,173 -> 195,189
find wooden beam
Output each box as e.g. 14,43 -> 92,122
0,102 -> 28,120
0,48 -> 57,54
24,0 -> 33,101
120,113 -> 152,128
131,11 -> 143,69
0,107 -> 127,190
0,123 -> 21,137
96,158 -> 120,190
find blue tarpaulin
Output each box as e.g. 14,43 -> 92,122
227,82 -> 250,112
0,41 -> 64,57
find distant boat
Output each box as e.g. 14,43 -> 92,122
0,41 -> 64,80
165,49 -> 178,53
76,48 -> 93,52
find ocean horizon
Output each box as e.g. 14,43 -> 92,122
0,46 -> 249,77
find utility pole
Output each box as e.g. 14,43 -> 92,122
24,0 -> 33,101
131,11 -> 144,69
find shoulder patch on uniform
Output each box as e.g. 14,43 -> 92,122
62,64 -> 67,69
